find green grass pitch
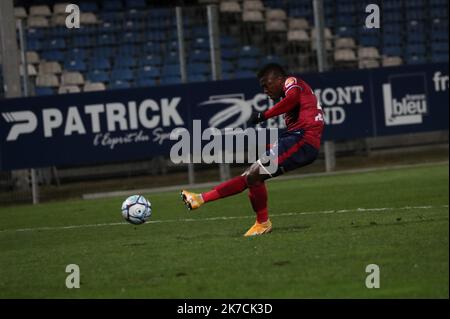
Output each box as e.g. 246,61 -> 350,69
0,163 -> 448,298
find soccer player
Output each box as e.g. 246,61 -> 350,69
181,63 -> 324,236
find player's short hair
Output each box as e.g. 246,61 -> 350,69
257,63 -> 286,79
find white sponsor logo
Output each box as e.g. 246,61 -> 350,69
433,71 -> 449,92
314,85 -> 365,125
2,98 -> 183,147
198,93 -> 283,129
382,76 -> 428,126
2,111 -> 38,141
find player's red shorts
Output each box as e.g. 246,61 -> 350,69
258,129 -> 319,177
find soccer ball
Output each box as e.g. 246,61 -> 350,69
121,195 -> 152,225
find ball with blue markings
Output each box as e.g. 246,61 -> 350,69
121,195 -> 152,225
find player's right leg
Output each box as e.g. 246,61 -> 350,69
181,175 -> 248,211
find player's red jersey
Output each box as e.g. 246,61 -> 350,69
263,76 -> 324,149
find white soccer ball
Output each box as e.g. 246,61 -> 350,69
121,195 -> 152,225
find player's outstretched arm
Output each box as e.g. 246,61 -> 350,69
263,87 -> 301,119
247,87 -> 301,126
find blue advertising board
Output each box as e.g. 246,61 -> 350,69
0,63 -> 448,170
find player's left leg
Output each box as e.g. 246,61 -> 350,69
242,161 -> 273,237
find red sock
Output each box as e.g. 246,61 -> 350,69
248,182 -> 269,223
201,189 -> 220,202
201,175 -> 248,203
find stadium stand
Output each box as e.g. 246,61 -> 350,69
6,0 -> 448,95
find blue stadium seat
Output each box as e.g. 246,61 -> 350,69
384,12 -> 403,22
262,55 -> 284,66
100,12 -> 124,22
123,21 -> 144,32
359,34 -> 381,47
189,50 -> 210,63
27,28 -> 45,40
136,78 -> 157,87
222,49 -> 238,61
79,1 -> 99,12
136,66 -> 161,79
162,64 -> 181,77
143,42 -> 163,54
383,23 -> 403,34
99,22 -> 120,34
35,87 -> 55,96
72,35 -> 93,48
237,58 -> 259,71
431,42 -> 449,53
97,34 -> 117,46
383,46 -> 403,57
430,7 -> 449,18
239,46 -> 262,58
221,61 -> 234,73
102,0 -> 123,12
114,56 -> 138,68
431,52 -> 449,62
335,15 -> 355,27
191,37 -> 210,50
222,72 -> 234,80
126,9 -> 147,21
187,63 -> 210,75
121,32 -> 142,44
406,54 -> 427,64
41,50 -> 64,62
126,0 -> 147,9
65,59 -> 87,72
86,70 -> 109,83
160,76 -> 182,85
431,18 -> 449,37
26,39 -> 41,51
91,47 -> 115,59
234,70 -> 255,79
383,1 -> 403,11
407,32 -> 427,44
188,74 -> 208,82
117,44 -> 140,56
47,27 -> 67,38
430,0 -> 448,6
109,80 -> 131,90
139,54 -> 163,66
407,20 -> 426,32
336,26 -> 357,37
143,31 -> 165,42
383,34 -> 402,46
110,68 -> 134,81
220,36 -> 239,49
167,41 -> 179,53
165,51 -> 180,64
405,0 -> 427,9
88,57 -> 111,70
47,38 -> 66,50
190,26 -> 209,38
336,2 -> 356,14
406,9 -> 426,21
405,44 -> 427,55
66,48 -> 88,61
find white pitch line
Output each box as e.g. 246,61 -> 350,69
0,205 -> 447,234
